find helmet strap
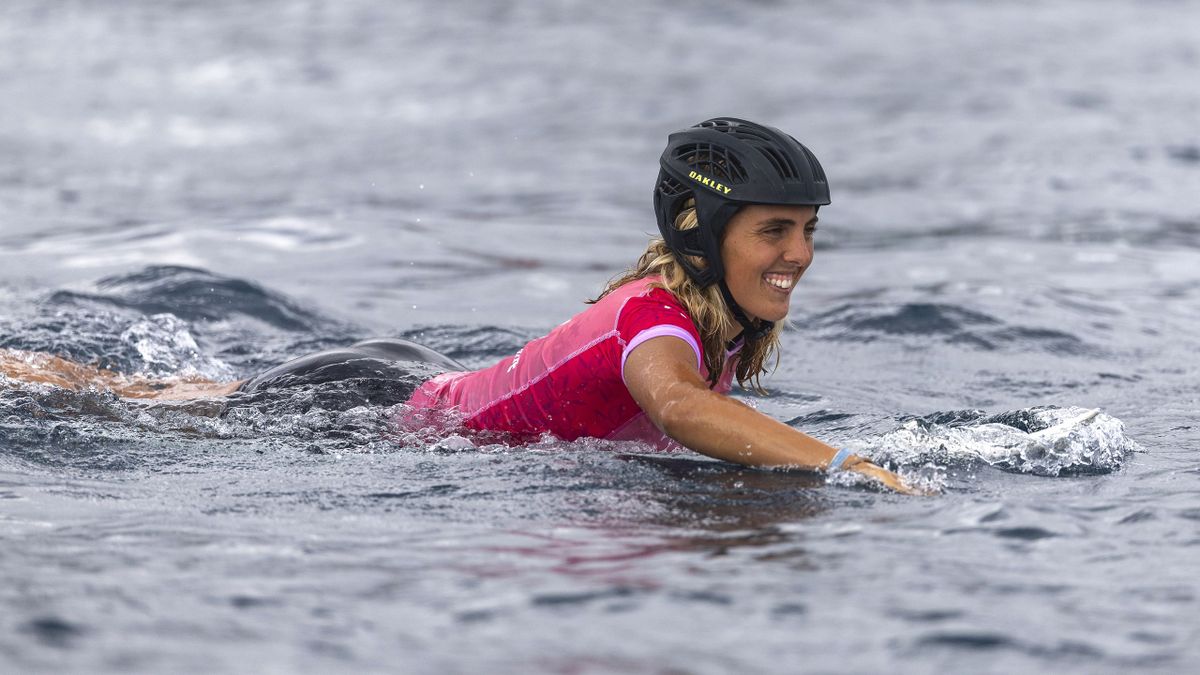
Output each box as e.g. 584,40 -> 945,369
717,280 -> 774,345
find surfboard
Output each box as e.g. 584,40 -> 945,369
1029,408 -> 1100,440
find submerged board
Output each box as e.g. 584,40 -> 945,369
1029,408 -> 1101,440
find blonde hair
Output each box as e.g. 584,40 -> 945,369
591,203 -> 782,392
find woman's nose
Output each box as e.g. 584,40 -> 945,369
783,230 -> 813,265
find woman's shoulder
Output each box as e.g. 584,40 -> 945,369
609,277 -> 697,334
604,274 -> 676,304
593,276 -> 683,319
582,276 -> 695,338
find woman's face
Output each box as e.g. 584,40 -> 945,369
719,204 -> 818,324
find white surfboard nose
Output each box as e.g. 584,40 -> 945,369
1029,408 -> 1101,439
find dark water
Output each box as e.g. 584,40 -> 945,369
2,1 -> 1198,672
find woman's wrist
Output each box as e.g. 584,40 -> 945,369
826,449 -> 876,473
826,448 -> 855,472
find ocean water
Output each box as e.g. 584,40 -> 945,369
1,1 -> 1198,672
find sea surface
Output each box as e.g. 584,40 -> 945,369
1,1 -> 1198,673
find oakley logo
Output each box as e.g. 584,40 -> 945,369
688,170 -> 733,195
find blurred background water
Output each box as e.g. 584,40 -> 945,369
1,0 -> 1197,672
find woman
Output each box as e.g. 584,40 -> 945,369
242,117 -> 914,492
1,117 -> 914,493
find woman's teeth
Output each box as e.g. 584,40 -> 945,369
764,273 -> 795,290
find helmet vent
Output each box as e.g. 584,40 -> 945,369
755,146 -> 799,180
657,173 -> 688,199
698,118 -> 805,182
673,143 -> 748,183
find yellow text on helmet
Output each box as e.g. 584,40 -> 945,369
687,170 -> 733,195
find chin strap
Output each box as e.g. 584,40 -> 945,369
717,280 -> 774,346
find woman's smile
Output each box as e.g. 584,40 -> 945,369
763,269 -> 800,292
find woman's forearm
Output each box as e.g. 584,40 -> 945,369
655,379 -> 846,470
623,338 -> 851,471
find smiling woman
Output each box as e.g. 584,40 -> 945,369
333,118 -> 912,492
3,117 -> 916,494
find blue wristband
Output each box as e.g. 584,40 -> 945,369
827,448 -> 854,472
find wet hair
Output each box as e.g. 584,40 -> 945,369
592,201 -> 783,392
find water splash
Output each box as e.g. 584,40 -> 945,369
856,406 -> 1142,476
120,313 -> 236,380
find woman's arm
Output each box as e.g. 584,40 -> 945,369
623,336 -> 917,494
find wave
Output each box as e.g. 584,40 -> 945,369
1,266 -> 356,376
803,301 -> 1091,355
55,265 -> 332,330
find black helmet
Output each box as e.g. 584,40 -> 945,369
653,117 -> 831,289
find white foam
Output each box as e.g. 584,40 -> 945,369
857,406 -> 1142,476
120,314 -> 236,380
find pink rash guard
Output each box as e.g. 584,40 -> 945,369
404,276 -> 742,449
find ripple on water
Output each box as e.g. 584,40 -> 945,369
911,631 -> 1106,661
19,616 -> 88,649
805,301 -> 1093,355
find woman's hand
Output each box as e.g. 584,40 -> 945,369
843,458 -> 925,495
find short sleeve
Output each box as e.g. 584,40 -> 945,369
616,288 -> 703,381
